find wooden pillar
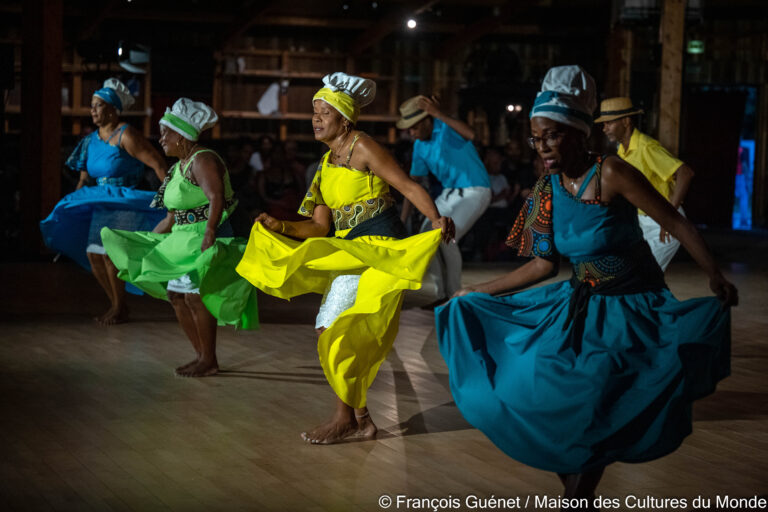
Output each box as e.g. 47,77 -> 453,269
753,83 -> 768,228
21,0 -> 62,254
605,28 -> 633,98
71,52 -> 82,135
658,0 -> 686,155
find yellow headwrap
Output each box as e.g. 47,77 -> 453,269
313,87 -> 359,124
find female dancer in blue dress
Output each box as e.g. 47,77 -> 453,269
40,78 -> 168,325
435,65 -> 738,503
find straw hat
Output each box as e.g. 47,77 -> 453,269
594,97 -> 644,123
396,95 -> 430,129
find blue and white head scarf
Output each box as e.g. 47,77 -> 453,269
93,78 -> 135,113
530,65 -> 597,136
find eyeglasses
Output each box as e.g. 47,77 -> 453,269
527,132 -> 565,150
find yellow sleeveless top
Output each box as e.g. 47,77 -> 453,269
298,134 -> 395,238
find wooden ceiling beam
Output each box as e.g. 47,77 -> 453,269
436,1 -> 547,59
217,0 -> 282,49
76,0 -> 120,42
250,15 -> 465,33
349,0 -> 441,57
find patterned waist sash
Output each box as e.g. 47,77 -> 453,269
332,194 -> 396,233
172,198 -> 238,226
564,241 -> 666,354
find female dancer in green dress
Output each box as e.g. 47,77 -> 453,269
102,99 -> 259,377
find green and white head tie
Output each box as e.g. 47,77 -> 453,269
159,98 -> 218,141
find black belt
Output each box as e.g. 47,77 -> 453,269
343,206 -> 407,240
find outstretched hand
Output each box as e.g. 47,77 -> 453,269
432,216 -> 456,243
710,273 -> 738,309
255,212 -> 283,233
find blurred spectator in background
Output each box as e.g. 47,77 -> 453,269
249,134 -> 276,172
255,142 -> 305,221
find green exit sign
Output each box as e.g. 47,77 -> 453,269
687,40 -> 705,54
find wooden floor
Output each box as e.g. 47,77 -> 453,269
1,232 -> 767,511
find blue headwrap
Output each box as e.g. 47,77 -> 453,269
93,87 -> 123,111
530,66 -> 597,136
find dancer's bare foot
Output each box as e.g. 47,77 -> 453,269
176,359 -> 218,377
96,305 -> 129,326
301,417 -> 359,445
174,358 -> 200,374
351,412 -> 378,441
300,411 -> 378,444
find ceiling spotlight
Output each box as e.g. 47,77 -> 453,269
506,104 -> 515,112
372,1 -> 378,8
406,18 -> 417,29
515,105 -> 522,112
342,3 -> 349,10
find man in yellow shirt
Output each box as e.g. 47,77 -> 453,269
596,97 -> 695,271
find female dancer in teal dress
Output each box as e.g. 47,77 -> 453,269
40,78 -> 167,325
436,66 -> 738,503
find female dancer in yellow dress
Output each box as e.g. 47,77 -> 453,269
237,73 -> 455,444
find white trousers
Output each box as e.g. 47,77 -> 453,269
638,207 -> 685,272
420,186 -> 491,298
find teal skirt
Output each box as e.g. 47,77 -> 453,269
435,281 -> 730,473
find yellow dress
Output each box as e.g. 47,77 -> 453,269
236,143 -> 441,408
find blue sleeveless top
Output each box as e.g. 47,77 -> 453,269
507,158 -> 660,287
551,161 -> 644,264
65,125 -> 145,187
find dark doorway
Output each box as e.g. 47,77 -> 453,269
679,86 -> 747,227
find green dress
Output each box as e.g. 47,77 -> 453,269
101,149 -> 259,329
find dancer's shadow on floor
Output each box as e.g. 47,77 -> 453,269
216,366 -> 327,385
378,401 -> 473,439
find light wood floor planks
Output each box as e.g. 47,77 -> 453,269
1,231 -> 766,511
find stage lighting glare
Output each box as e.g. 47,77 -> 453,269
406,18 -> 417,29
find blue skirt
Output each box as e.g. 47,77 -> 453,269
435,280 -> 730,473
40,185 -> 166,294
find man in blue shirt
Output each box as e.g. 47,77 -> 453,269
397,95 -> 491,303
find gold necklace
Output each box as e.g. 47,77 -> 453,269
330,132 -> 351,163
180,144 -> 199,169
565,153 -> 594,191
